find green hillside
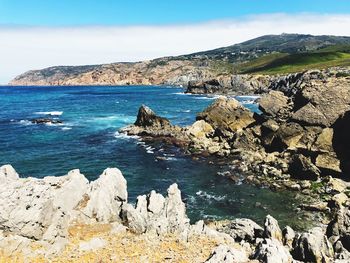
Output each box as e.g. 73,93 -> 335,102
235,46 -> 350,75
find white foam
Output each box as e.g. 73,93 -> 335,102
18,120 -> 32,126
196,190 -> 226,201
35,111 -> 63,116
114,131 -> 140,140
61,127 -> 72,131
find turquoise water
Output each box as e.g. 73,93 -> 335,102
0,85 -> 304,228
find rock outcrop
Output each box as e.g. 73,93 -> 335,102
2,164 -> 350,262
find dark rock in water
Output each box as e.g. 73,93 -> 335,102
134,105 -> 171,128
289,154 -> 320,180
31,118 -> 63,125
186,79 -> 226,94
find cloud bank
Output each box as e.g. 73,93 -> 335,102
1,13 -> 350,84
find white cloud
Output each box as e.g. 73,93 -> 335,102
1,13 -> 350,84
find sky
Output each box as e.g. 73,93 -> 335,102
1,0 -> 350,83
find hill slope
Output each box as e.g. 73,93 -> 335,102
9,34 -> 350,86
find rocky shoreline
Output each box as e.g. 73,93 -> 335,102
1,164 -> 350,262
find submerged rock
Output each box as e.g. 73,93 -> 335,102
31,118 -> 63,125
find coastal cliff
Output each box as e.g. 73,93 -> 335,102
9,34 -> 350,87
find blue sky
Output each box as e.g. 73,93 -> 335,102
1,1 -> 350,84
1,0 -> 350,25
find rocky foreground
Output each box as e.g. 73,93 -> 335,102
1,164 -> 350,262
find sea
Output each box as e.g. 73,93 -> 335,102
0,85 -> 311,229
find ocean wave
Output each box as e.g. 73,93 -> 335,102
35,111 -> 63,116
18,120 -> 32,126
114,131 -> 140,140
196,190 -> 226,201
61,127 -> 72,131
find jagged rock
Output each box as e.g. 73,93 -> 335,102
0,164 -> 19,183
134,105 -> 171,128
315,153 -> 342,174
186,79 -> 227,94
327,177 -> 348,193
0,165 -> 127,244
282,226 -> 295,248
205,244 -> 249,263
327,207 -> 350,251
121,183 -> 190,235
82,168 -> 127,223
253,238 -> 293,263
288,154 -> 320,180
258,91 -> 293,122
312,128 -> 334,153
213,218 -> 264,242
264,215 -> 282,242
292,227 -> 334,263
196,97 -> 256,137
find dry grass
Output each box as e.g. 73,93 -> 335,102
0,223 -> 237,263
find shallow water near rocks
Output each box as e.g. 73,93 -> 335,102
0,85 -> 314,230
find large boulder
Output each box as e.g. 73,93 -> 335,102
264,215 -> 283,242
292,81 -> 350,127
288,154 -> 320,180
258,91 -> 293,122
134,105 -> 171,128
196,97 -> 255,137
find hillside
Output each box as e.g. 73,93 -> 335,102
9,34 -> 350,86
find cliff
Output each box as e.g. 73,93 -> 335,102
9,34 -> 350,86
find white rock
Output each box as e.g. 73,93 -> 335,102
254,238 -> 293,263
82,168 -> 127,222
79,237 -> 106,251
205,244 -> 249,263
0,164 -> 19,183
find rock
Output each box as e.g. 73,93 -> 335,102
315,153 -> 342,174
331,193 -> 348,207
327,207 -> 350,251
31,118 -> 63,125
288,154 -> 321,180
134,105 -> 171,128
253,238 -> 293,263
79,237 -> 106,252
270,122 -> 304,151
282,226 -> 295,248
292,227 -> 334,263
264,215 -> 282,242
187,120 -> 214,139
327,177 -> 348,193
312,128 -> 334,153
121,184 -> 189,235
215,218 -> 264,242
0,164 -> 19,183
82,168 -> 127,223
186,79 -> 227,94
205,244 -> 249,263
292,81 -> 350,127
258,91 -> 293,122
196,97 -> 256,137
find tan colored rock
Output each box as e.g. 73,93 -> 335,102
316,154 -> 341,173
187,120 -> 214,139
197,97 -> 255,136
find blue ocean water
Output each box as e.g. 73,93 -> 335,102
0,85 -> 307,228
